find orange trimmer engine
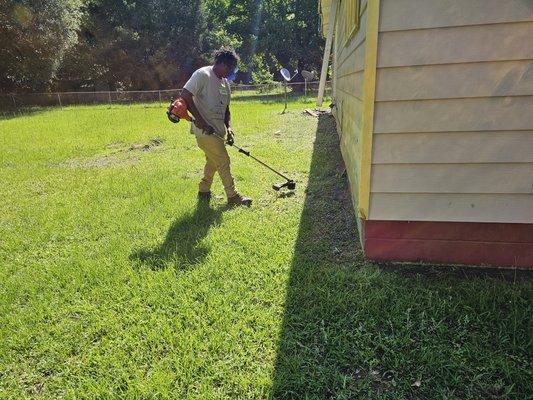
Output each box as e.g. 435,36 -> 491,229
167,97 -> 192,123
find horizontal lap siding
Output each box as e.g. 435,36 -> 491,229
369,1 -> 533,224
335,3 -> 368,218
372,131 -> 533,164
372,164 -> 533,194
340,97 -> 364,189
370,193 -> 533,223
375,60 -> 533,101
374,97 -> 533,134
377,22 -> 533,68
379,0 -> 533,31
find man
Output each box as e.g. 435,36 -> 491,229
181,47 -> 252,206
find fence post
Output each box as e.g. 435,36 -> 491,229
57,93 -> 62,108
11,94 -> 16,107
158,90 -> 162,105
108,91 -> 112,107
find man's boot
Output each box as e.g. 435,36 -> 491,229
198,191 -> 212,201
227,193 -> 252,207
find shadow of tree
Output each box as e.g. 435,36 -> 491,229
131,200 -> 224,270
0,107 -> 48,121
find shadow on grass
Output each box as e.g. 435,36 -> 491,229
130,200 -> 224,270
271,114 -> 365,398
270,115 -> 532,398
0,107 -> 49,121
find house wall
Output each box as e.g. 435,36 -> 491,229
335,1 -> 368,227
320,0 -> 533,267
369,0 -> 533,224
322,0 -> 379,241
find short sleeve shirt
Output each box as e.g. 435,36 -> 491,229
183,66 -> 231,138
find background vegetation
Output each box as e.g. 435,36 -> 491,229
0,0 -> 324,93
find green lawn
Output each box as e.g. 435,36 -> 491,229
0,98 -> 531,399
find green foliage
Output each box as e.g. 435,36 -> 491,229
57,0 -> 206,91
251,54 -> 277,93
1,0 -> 324,92
0,0 -> 85,92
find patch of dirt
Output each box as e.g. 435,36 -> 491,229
58,154 -> 138,169
106,137 -> 165,153
105,141 -> 127,150
302,108 -> 332,118
57,137 -> 164,169
128,137 -> 164,152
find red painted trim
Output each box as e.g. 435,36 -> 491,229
365,221 -> 533,243
364,221 -> 533,268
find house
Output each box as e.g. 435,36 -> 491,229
317,0 -> 533,268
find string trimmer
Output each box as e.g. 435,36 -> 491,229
167,98 -> 296,191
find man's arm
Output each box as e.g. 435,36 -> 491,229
225,106 -> 235,144
181,89 -> 212,132
224,106 -> 231,129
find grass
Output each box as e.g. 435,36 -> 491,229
0,97 -> 531,399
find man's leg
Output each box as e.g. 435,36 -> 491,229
199,154 -> 217,193
196,135 -> 237,198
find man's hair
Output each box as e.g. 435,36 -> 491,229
214,47 -> 239,67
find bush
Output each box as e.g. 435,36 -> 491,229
251,54 -> 276,93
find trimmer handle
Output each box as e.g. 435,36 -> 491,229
166,97 -> 180,123
167,96 -> 193,124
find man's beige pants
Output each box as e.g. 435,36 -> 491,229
196,134 -> 237,198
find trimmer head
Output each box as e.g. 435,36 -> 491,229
273,180 -> 296,191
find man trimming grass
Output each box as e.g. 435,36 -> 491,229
180,47 -> 252,206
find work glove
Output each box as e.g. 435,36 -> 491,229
226,128 -> 235,146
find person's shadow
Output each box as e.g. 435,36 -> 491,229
131,200 -> 224,270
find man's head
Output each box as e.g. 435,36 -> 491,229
213,47 -> 239,79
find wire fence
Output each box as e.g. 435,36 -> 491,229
0,81 -> 331,117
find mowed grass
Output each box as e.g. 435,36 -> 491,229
0,98 -> 531,399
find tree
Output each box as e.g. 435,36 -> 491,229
57,0 -> 206,90
259,0 -> 323,75
0,0 -> 84,92
1,0 -> 324,92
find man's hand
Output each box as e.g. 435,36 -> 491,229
226,128 -> 235,146
181,89 -> 214,134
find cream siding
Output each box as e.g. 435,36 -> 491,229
379,0 -> 533,32
377,22 -> 533,68
375,61 -> 533,101
374,97 -> 533,133
370,194 -> 533,224
372,164 -> 533,194
373,132 -> 533,164
369,0 -> 533,223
